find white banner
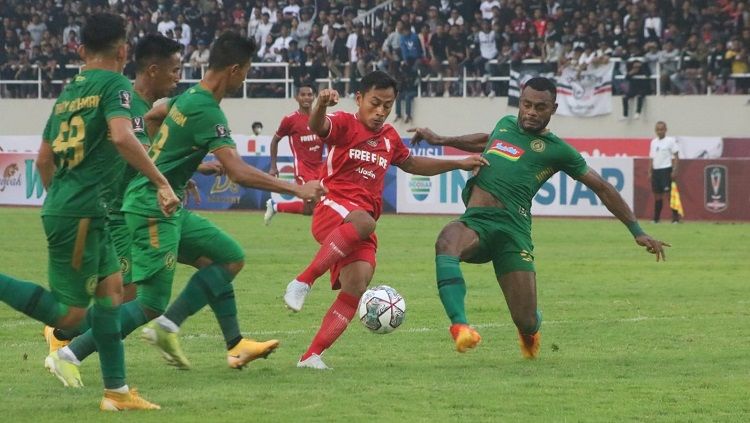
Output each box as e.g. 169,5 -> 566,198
396,157 -> 633,217
0,153 -> 46,206
676,136 -> 723,159
555,62 -> 614,117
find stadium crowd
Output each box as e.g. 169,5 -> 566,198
1,0 -> 749,99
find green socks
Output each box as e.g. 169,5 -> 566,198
436,255 -> 468,325
0,273 -> 68,325
90,302 -> 125,389
69,300 -> 148,362
164,264 -> 241,348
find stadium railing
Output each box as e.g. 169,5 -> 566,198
1,59 -> 748,99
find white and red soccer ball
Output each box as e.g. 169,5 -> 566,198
358,285 -> 406,334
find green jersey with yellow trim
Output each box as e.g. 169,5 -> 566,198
122,84 -> 235,216
106,90 -> 153,218
462,115 -> 588,218
41,69 -> 133,217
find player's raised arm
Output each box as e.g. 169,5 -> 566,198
213,146 -> 326,201
407,127 -> 489,153
308,88 -> 339,138
577,168 -> 671,261
397,155 -> 489,176
109,116 -> 180,216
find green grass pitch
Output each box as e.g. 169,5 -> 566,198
0,207 -> 748,421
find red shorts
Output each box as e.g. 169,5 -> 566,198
295,162 -> 322,184
311,198 -> 377,289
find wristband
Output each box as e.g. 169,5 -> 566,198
626,221 -> 644,237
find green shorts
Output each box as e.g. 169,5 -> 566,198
42,215 -> 120,308
108,216 -> 133,285
458,207 -> 535,277
124,208 -> 245,313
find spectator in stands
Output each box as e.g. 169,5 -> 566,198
448,9 -> 464,27
247,8 -> 262,42
295,9 -> 313,48
189,39 -> 210,78
621,53 -> 650,120
62,16 -> 80,45
706,39 -> 730,94
670,34 -> 704,94
428,23 -> 450,96
255,12 -> 273,45
445,24 -> 466,96
381,21 -> 402,74
643,4 -> 663,43
394,59 -> 418,124
176,14 -> 192,46
27,14 -> 47,46
252,121 -> 264,136
725,38 -> 749,93
474,19 -> 497,96
480,0 -> 501,22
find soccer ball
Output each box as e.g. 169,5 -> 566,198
358,285 -> 406,334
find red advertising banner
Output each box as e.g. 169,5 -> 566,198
566,138 -> 651,157
634,158 -> 750,221
722,138 -> 750,158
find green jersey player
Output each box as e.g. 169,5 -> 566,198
409,77 -> 670,358
44,35 -> 226,382
0,13 -> 179,410
67,32 -> 323,373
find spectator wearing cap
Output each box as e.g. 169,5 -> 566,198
189,39 -> 210,79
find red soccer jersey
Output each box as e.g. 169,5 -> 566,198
275,110 -> 324,182
320,111 -> 410,219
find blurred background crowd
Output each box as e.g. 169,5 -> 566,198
1,0 -> 748,99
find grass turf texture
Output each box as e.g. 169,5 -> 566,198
0,207 -> 748,421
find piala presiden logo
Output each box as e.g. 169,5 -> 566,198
704,165 -> 728,213
409,175 -> 432,201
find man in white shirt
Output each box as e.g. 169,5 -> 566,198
649,121 -> 680,223
270,25 -> 295,56
255,12 -> 274,45
480,0 -> 501,21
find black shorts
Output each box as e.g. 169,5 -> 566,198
651,167 -> 672,193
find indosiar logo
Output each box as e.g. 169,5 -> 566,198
409,175 -> 432,201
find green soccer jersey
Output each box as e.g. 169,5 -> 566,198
105,90 -> 153,219
41,69 -> 133,217
122,84 -> 235,216
463,115 -> 588,218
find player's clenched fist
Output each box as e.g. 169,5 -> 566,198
157,184 -> 181,216
317,88 -> 339,107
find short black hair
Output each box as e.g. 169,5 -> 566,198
81,13 -> 127,55
135,34 -> 182,73
360,70 -> 399,96
208,31 -> 257,70
252,121 -> 263,128
297,81 -> 316,94
523,77 -> 557,101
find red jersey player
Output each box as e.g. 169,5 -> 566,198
265,83 -> 324,224
285,71 -> 489,369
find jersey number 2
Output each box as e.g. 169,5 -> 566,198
51,116 -> 85,168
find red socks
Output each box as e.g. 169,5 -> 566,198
301,291 -> 359,360
277,201 -> 305,214
296,222 -> 361,285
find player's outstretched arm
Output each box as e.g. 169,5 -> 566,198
578,168 -> 671,261
407,127 -> 489,153
36,141 -> 56,189
397,155 -> 489,176
308,88 -> 339,138
144,101 -> 169,139
109,117 -> 180,216
213,146 -> 326,201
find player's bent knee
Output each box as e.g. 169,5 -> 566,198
54,307 -> 87,330
223,261 -> 244,277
